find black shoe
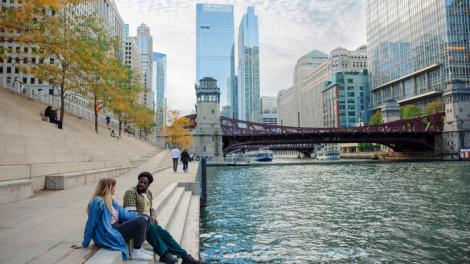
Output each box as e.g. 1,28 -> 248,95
160,252 -> 177,264
182,254 -> 200,264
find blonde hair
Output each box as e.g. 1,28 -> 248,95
88,178 -> 116,213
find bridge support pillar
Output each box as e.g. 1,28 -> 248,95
192,77 -> 224,160
442,80 -> 470,159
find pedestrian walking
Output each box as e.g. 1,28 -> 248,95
171,147 -> 181,173
106,114 -> 111,129
181,149 -> 190,173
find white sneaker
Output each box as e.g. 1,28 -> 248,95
141,248 -> 154,256
131,248 -> 153,261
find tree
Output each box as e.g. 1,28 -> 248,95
163,110 -> 193,149
369,111 -> 382,125
401,105 -> 423,119
424,100 -> 444,115
1,0 -> 97,128
129,104 -> 155,140
107,65 -> 142,137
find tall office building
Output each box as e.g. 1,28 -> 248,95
238,6 -> 261,122
196,3 -> 235,114
123,24 -> 129,38
152,52 -> 167,131
136,23 -> 154,110
366,0 -> 470,110
260,96 -> 278,125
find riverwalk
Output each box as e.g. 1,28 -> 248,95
0,151 -> 199,264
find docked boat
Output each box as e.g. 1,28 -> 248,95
316,147 -> 340,160
254,147 -> 273,162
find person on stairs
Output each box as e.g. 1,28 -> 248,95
123,172 -> 200,264
72,178 -> 153,261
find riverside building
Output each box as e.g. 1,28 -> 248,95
196,3 -> 235,115
260,96 -> 278,125
277,46 -> 368,127
366,0 -> 470,110
238,6 -> 261,122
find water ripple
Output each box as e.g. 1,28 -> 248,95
201,161 -> 470,263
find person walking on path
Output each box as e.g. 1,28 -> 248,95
72,178 -> 152,261
181,149 -> 190,173
171,147 -> 181,173
123,172 -> 200,264
106,114 -> 111,129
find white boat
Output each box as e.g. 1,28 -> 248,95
255,148 -> 273,162
316,147 -> 340,160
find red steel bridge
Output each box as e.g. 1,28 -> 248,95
186,112 -> 445,154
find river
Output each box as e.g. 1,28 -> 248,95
200,159 -> 470,263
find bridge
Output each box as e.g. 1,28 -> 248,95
186,112 -> 445,154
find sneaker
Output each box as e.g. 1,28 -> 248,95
140,248 -> 154,256
131,248 -> 153,261
160,252 -> 177,264
182,254 -> 200,264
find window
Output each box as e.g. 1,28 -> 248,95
347,79 -> 353,83
14,67 -> 19,73
0,67 -> 2,73
6,67 -> 11,73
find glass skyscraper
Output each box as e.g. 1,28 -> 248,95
366,0 -> 470,110
196,3 -> 235,113
137,23 -> 154,109
152,52 -> 167,131
238,6 -> 260,122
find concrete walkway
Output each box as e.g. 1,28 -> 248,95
0,151 -> 199,264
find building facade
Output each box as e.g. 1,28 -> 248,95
260,96 -> 278,125
238,6 -> 261,122
196,3 -> 235,114
366,0 -> 470,110
152,52 -> 167,131
136,23 -> 154,110
0,0 -> 124,94
277,46 -> 368,127
322,70 -> 370,128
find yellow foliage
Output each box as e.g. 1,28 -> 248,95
163,110 -> 193,149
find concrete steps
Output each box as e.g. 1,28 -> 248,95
85,183 -> 200,264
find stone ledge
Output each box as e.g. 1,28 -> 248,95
45,166 -> 134,190
0,179 -> 33,205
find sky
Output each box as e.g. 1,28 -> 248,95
114,0 -> 367,114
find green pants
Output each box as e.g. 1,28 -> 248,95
146,223 -> 188,257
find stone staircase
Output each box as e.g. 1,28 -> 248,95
0,87 -> 158,204
85,182 -> 200,264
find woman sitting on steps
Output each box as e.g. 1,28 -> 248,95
72,178 -> 153,261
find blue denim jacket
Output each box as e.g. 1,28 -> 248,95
82,196 -> 137,259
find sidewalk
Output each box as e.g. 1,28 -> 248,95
0,151 -> 198,264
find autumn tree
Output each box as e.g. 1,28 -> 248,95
163,110 -> 193,149
424,100 -> 444,115
128,103 -> 155,140
1,0 -> 97,128
369,111 -> 382,125
107,65 -> 142,137
401,105 -> 423,119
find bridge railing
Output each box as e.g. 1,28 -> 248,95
219,112 -> 445,136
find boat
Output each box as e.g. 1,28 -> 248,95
254,147 -> 273,162
316,147 -> 340,160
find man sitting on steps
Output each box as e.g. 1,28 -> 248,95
123,172 -> 200,264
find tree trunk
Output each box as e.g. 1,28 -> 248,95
118,117 -> 122,137
59,85 -> 65,129
94,95 -> 98,133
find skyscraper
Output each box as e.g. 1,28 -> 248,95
136,23 -> 154,110
366,0 -> 470,110
238,6 -> 260,122
152,52 -> 167,131
123,24 -> 129,38
196,3 -> 235,114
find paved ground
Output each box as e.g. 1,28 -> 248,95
0,151 -> 198,264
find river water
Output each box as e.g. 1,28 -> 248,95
200,160 -> 470,263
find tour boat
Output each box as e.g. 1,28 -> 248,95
254,147 -> 273,162
316,147 -> 340,160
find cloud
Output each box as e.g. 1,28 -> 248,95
114,0 -> 366,114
